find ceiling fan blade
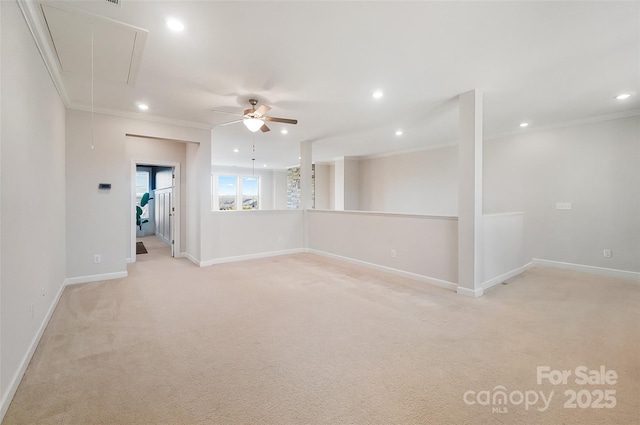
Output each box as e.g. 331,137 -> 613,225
215,119 -> 242,128
264,116 -> 298,125
260,123 -> 271,132
211,110 -> 242,117
255,105 -> 271,116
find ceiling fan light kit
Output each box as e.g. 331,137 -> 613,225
213,99 -> 298,134
243,117 -> 265,132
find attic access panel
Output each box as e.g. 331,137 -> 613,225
41,3 -> 147,85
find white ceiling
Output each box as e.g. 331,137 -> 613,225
28,1 -> 640,169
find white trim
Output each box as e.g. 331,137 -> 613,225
305,249 -> 458,291
483,211 -> 526,218
533,259 -> 640,282
182,252 -> 201,266
72,103 -> 213,130
0,280 -> 66,421
361,141 -> 458,160
64,271 -> 128,286
17,0 -> 71,107
456,286 -> 484,298
308,209 -> 457,221
125,257 -> 133,264
130,158 -> 181,262
482,262 -> 533,291
200,249 -> 304,267
487,109 -> 640,141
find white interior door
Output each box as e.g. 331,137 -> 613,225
154,188 -> 173,254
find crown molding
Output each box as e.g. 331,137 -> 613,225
17,0 -> 71,107
360,108 -> 640,161
487,109 -> 640,142
67,102 -> 214,131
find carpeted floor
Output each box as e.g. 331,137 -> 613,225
3,236 -> 639,424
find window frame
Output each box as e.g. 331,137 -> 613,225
213,174 -> 261,211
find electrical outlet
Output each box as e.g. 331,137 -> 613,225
603,249 -> 612,258
391,249 -> 397,258
94,254 -> 101,263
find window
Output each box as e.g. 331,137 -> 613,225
241,177 -> 259,210
215,175 -> 260,211
136,170 -> 150,218
217,175 -> 238,210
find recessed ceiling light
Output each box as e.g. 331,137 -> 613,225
281,129 -> 288,134
298,156 -> 301,160
138,104 -> 149,111
519,122 -> 529,128
372,90 -> 383,99
263,164 -> 267,167
615,93 -> 631,100
233,148 -> 239,153
395,130 -> 403,136
166,18 -> 185,32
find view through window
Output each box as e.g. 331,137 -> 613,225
216,175 -> 260,210
136,170 -> 150,218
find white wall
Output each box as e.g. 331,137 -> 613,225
1,0 -> 66,416
358,146 -> 459,215
273,170 -> 287,210
329,163 -> 335,210
186,141 -> 208,262
344,158 -> 360,210
353,116 -> 639,274
484,116 -> 640,273
202,210 -> 304,264
334,158 -> 345,210
66,110 -> 209,279
482,213 -> 527,289
314,163 -> 330,210
307,210 -> 458,286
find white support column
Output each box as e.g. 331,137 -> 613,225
300,141 -> 313,210
457,89 -> 484,297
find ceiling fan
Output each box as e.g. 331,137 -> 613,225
212,99 -> 298,133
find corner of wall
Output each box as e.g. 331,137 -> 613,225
0,279 -> 66,422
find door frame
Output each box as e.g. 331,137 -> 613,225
130,159 -> 181,262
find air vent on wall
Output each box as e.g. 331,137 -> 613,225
105,0 -> 121,6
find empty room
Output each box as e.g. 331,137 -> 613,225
1,1 -> 638,424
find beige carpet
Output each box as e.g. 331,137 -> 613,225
3,236 -> 639,424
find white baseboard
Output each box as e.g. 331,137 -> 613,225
456,286 -> 484,298
533,258 -> 640,282
2,269 -> 129,421
482,262 -> 533,291
64,271 -> 128,286
305,249 -> 458,291
125,257 -> 133,264
182,252 -> 201,266
200,249 -> 305,267
0,280 -> 66,421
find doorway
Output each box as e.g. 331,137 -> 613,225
131,160 -> 181,263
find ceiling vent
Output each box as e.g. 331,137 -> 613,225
105,0 -> 121,6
